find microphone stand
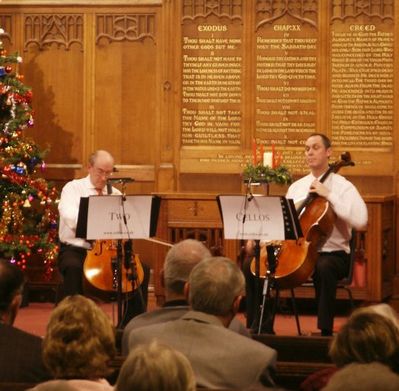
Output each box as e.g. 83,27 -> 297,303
242,178 -> 253,226
257,244 -> 279,334
116,238 -> 123,327
243,178 -> 262,332
108,177 -> 145,328
107,178 -> 135,328
245,179 -> 277,334
106,180 -> 125,327
123,238 -> 145,321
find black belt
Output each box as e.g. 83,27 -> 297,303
318,250 -> 349,259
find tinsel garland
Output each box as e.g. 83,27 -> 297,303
0,28 -> 59,279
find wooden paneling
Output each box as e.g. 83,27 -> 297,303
25,46 -> 84,164
0,1 -> 398,301
94,12 -> 159,165
0,2 -> 162,189
151,193 -> 395,304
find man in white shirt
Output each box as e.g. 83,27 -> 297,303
286,133 -> 368,336
58,150 -> 117,295
58,150 -> 149,325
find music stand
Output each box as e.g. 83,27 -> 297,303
77,194 -> 160,327
217,194 -> 302,334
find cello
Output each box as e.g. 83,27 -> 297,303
83,240 -> 144,295
250,152 -> 355,289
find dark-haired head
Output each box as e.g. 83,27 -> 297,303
308,133 -> 331,149
0,258 -> 25,324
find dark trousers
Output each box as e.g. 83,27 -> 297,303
58,243 -> 150,326
243,255 -> 277,332
243,255 -> 259,329
313,251 -> 349,332
243,250 -> 349,333
58,244 -> 86,296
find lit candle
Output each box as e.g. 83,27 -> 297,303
263,152 -> 273,167
271,144 -> 275,168
259,144 -> 264,164
275,151 -> 282,167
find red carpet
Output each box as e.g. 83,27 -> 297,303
15,298 -> 348,338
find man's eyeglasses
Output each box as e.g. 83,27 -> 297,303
94,167 -> 114,177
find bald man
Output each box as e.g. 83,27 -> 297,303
58,150 -> 118,295
58,151 -> 149,324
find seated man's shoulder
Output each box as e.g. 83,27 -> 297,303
0,323 -> 42,345
128,319 -> 170,345
125,306 -> 188,331
230,327 -> 276,356
0,324 -> 50,382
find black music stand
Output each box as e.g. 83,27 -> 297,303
217,194 -> 302,334
77,194 -> 160,327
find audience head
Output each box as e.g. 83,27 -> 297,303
187,256 -> 245,318
329,307 -> 399,373
367,303 -> 399,330
116,340 -> 196,391
163,239 -> 211,296
323,362 -> 399,391
43,295 -> 116,379
0,258 -> 25,325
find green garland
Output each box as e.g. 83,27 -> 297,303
242,163 -> 293,185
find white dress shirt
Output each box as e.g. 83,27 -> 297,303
58,175 -> 120,249
286,172 -> 368,253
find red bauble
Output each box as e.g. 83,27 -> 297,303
5,65 -> 12,73
24,90 -> 32,102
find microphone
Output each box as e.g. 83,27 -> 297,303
247,177 -> 254,201
106,182 -> 112,195
106,177 -> 134,184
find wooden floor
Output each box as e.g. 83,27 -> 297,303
15,292 -> 349,338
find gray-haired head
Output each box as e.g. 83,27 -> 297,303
88,150 -> 114,166
164,239 -> 211,295
188,256 -> 245,316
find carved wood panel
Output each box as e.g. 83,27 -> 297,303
96,13 -> 156,43
24,14 -> 84,51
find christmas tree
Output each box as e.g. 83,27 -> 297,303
0,28 -> 58,277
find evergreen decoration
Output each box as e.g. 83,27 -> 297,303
0,28 -> 58,277
242,163 -> 293,185
246,140 -> 293,185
